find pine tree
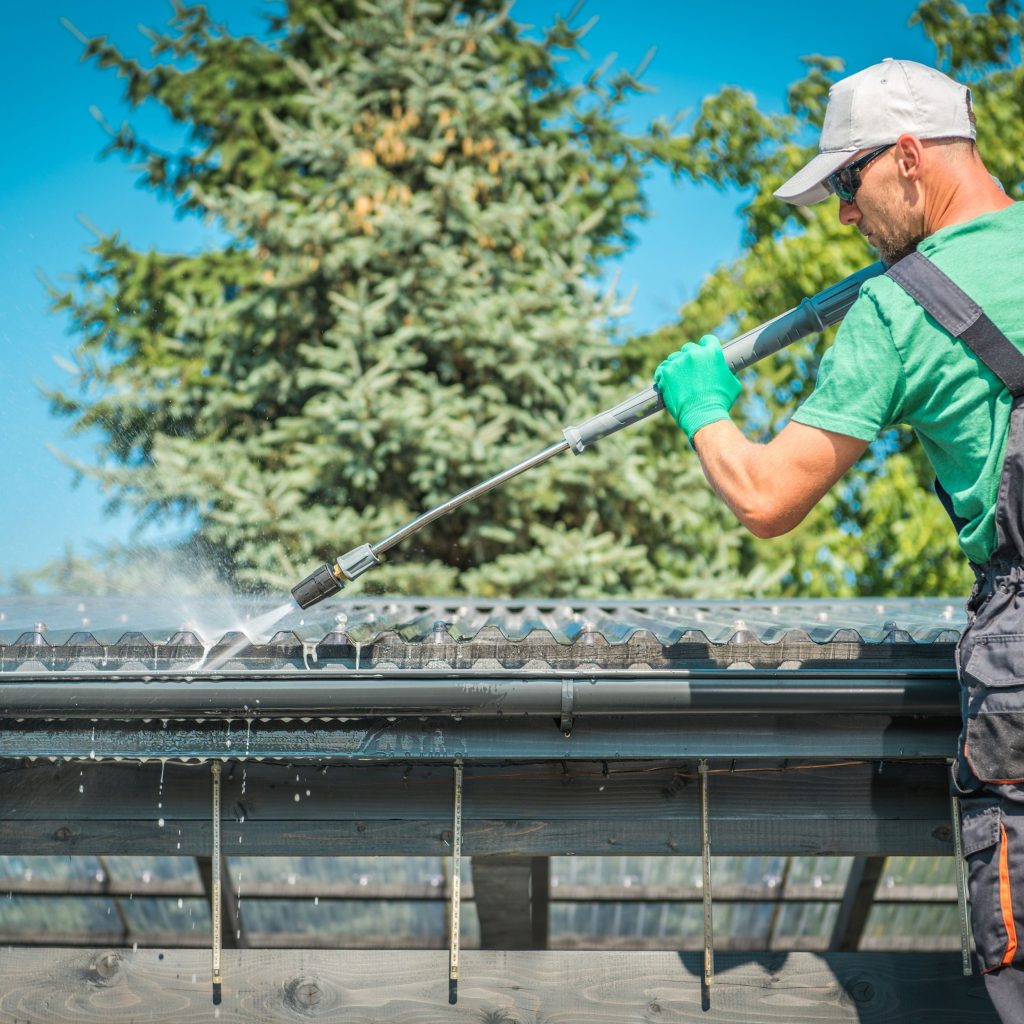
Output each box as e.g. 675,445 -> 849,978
51,0 -> 776,598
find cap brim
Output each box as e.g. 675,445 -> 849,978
774,149 -> 858,206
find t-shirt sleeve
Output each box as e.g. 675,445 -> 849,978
791,287 -> 906,441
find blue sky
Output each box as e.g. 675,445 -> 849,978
0,0 -> 943,577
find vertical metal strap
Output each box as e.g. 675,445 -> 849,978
950,790 -> 973,976
449,759 -> 464,1005
211,760 -> 223,1004
698,759 -> 714,991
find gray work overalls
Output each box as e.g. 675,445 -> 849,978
888,253 -> 1024,1004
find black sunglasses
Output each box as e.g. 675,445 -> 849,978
827,143 -> 895,202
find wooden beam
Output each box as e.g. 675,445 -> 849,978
829,856 -> 887,952
0,948 -> 998,1021
532,856 -> 550,949
96,854 -> 131,945
472,856 -> 549,949
0,759 -> 958,857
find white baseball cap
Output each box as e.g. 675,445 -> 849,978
774,58 -> 976,206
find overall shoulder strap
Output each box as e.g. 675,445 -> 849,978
886,251 -> 1024,397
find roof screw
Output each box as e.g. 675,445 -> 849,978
882,620 -> 901,643
33,622 -> 48,633
431,621 -> 449,644
91,951 -> 121,981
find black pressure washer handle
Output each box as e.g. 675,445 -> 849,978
562,261 -> 884,453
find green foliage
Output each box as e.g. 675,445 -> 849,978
619,0 -> 1023,598
49,0 -> 1023,599
50,0 -> 774,597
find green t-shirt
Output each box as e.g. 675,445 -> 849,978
792,201 -> 1024,564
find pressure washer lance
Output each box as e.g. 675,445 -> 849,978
291,262 -> 885,610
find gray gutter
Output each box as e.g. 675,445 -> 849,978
0,669 -> 959,718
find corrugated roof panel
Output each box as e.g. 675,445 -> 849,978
0,595 -> 965,674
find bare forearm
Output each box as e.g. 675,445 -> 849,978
690,420 -> 786,537
689,417 -> 868,538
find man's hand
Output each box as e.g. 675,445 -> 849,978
654,335 -> 742,442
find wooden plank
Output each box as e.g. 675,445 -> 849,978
0,759 -> 957,856
1,759 -> 953,822
0,948 -> 997,1022
0,930 -> 972,953
0,814 -> 958,858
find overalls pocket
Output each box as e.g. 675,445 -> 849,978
961,634 -> 1024,783
962,804 -> 1022,972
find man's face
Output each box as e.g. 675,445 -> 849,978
836,146 -> 925,265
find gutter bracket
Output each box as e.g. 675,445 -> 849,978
699,759 -> 715,1007
448,759 -> 464,1004
560,679 -> 574,737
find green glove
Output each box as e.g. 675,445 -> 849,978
654,334 -> 741,442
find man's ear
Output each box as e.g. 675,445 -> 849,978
895,134 -> 925,183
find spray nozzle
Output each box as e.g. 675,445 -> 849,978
291,543 -> 382,610
291,562 -> 345,610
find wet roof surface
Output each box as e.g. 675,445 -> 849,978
0,595 -> 964,673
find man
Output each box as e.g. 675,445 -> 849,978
654,58 -> 1023,1021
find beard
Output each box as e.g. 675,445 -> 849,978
861,188 -> 926,266
870,225 -> 927,266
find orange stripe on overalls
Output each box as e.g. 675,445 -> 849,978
999,822 -> 1019,967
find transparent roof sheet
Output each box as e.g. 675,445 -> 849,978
0,595 -> 965,674
0,595 -> 967,645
